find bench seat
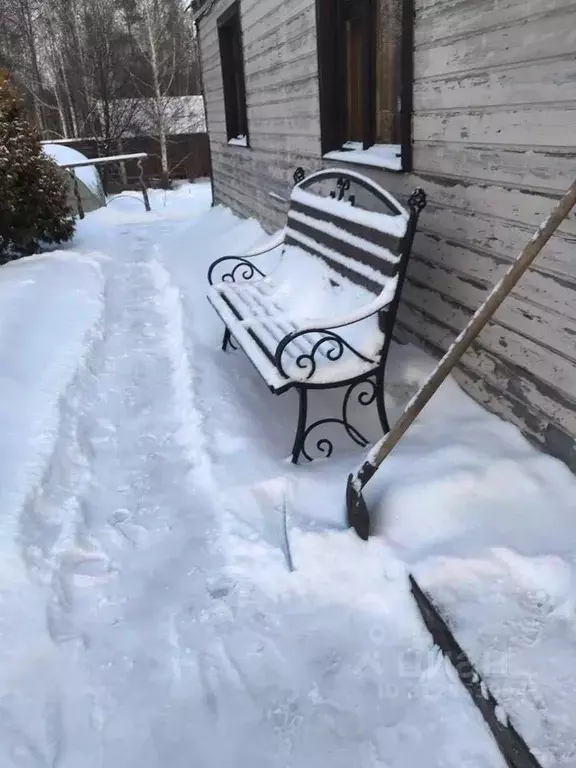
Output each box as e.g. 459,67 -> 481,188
208,262 -> 387,392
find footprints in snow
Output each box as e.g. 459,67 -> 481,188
18,256 -> 176,652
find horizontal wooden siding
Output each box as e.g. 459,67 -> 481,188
197,0 -> 322,233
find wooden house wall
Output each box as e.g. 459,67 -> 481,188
197,0 -> 321,234
197,0 -> 576,471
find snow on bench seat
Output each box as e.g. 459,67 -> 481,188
207,267 -> 385,390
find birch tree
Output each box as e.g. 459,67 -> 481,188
0,0 -> 49,130
83,0 -> 143,149
127,0 -> 197,184
0,0 -> 202,171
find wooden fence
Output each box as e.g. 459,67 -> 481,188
66,133 -> 211,191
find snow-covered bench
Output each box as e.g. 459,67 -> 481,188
207,169 -> 427,463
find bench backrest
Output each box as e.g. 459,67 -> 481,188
285,169 -> 413,297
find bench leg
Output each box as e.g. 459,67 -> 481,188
291,375 -> 390,462
375,366 -> 391,434
222,327 -> 239,352
291,387 -> 308,464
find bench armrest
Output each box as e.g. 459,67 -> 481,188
274,301 -> 385,381
244,229 -> 285,257
207,230 -> 285,286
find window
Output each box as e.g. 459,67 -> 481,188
344,0 -> 375,145
316,0 -> 413,171
218,2 -> 249,146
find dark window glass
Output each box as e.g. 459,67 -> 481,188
218,3 -> 249,143
316,0 -> 413,168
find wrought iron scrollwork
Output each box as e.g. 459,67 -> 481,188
298,378 -> 378,461
293,167 -> 306,184
330,177 -> 356,206
275,328 -> 374,382
207,256 -> 266,286
408,188 -> 427,215
222,327 -> 239,352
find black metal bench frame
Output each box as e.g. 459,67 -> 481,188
207,169 -> 427,463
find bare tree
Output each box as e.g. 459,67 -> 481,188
0,0 -> 50,129
0,0 -> 203,185
83,0 -> 142,147
126,0 -> 197,184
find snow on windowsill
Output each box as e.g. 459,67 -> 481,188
228,135 -> 248,148
323,143 -> 403,172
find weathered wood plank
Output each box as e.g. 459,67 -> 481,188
212,144 -> 319,181
212,160 -> 290,205
245,28 -> 317,72
206,120 -> 227,135
415,11 -> 576,79
202,69 -> 225,90
248,98 -> 320,121
247,75 -> 319,107
245,131 -> 321,156
200,33 -> 223,67
215,193 -> 286,232
401,276 -> 576,400
412,144 -> 576,195
398,304 -> 576,469
241,0 -> 312,41
336,166 -> 576,236
245,116 -> 320,136
202,0 -> 314,68
203,107 -> 226,128
211,157 -> 294,200
412,232 -> 576,322
245,52 -> 319,90
416,203 -> 576,278
212,189 -> 282,234
454,370 -> 576,472
211,157 -> 306,195
237,0 -> 261,17
211,138 -> 318,167
397,304 -> 576,440
197,0 -> 317,237
243,4 -> 317,64
408,255 -> 576,363
415,0 -> 574,47
213,174 -> 273,213
214,176 -> 286,232
414,107 -> 576,148
203,91 -> 225,111
415,57 -> 576,111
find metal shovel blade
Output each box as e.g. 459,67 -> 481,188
346,473 -> 371,540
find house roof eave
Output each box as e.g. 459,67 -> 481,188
187,0 -> 216,21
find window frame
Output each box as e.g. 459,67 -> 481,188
217,1 -> 250,147
316,0 -> 414,172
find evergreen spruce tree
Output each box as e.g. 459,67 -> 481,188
0,73 -> 75,262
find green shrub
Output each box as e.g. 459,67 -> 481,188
0,73 -> 75,262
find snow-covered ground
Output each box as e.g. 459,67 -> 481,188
1,181 -> 575,767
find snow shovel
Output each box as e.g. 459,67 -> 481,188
347,179 -> 576,540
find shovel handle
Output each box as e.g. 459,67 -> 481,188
357,179 -> 576,489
